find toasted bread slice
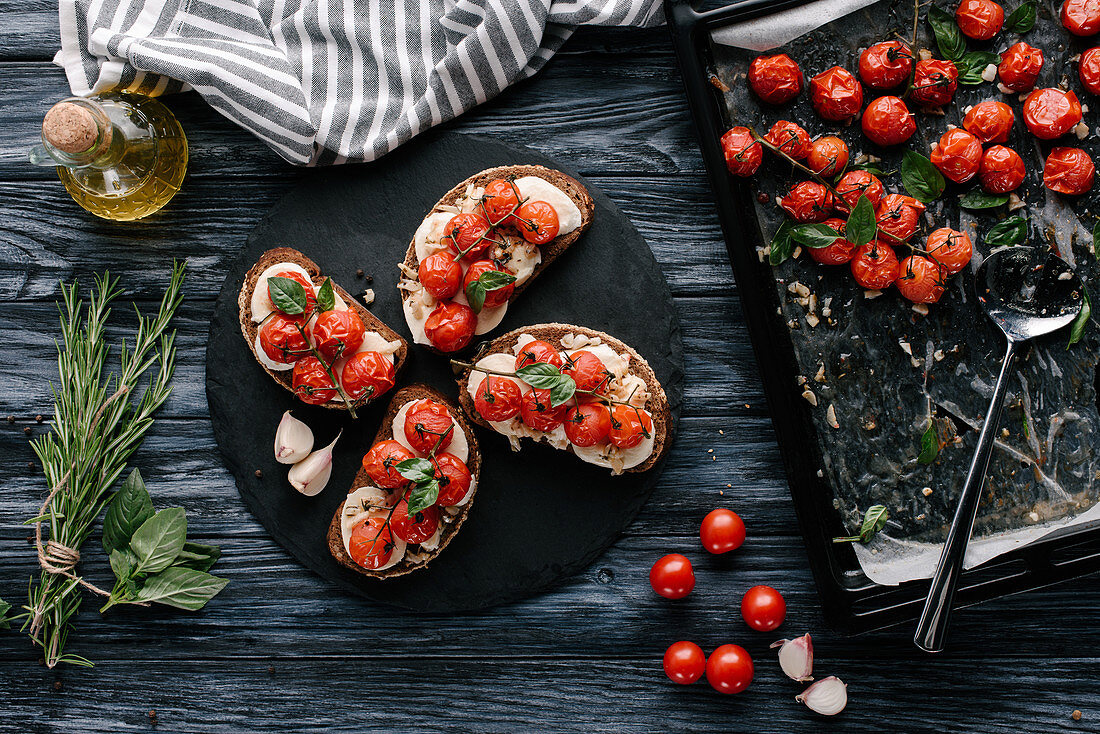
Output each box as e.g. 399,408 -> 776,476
238,247 -> 408,411
327,384 -> 481,579
455,323 -> 670,474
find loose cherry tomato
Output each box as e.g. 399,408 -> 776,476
563,350 -> 613,393
875,194 -> 925,242
443,212 -> 493,260
1044,147 -> 1096,194
851,241 -> 901,289
563,402 -> 612,447
861,95 -> 916,147
268,271 -> 317,319
649,553 -> 695,599
361,439 -> 415,489
858,40 -> 913,89
806,136 -> 849,176
810,218 -> 858,265
1023,88 -> 1083,140
424,301 -> 477,353
930,128 -> 982,184
348,516 -> 394,570
663,641 -> 706,685
520,388 -> 569,432
999,42 -> 1044,92
340,351 -> 395,401
764,120 -> 811,159
747,53 -> 804,104
956,0 -> 1004,40
780,181 -> 834,223
835,170 -> 885,211
1062,0 -> 1100,36
705,644 -> 754,695
896,255 -> 946,304
910,59 -> 958,108
292,356 -> 337,405
480,178 -> 521,226
432,452 -> 473,506
720,126 -> 763,177
809,66 -> 863,121
514,200 -> 559,245
418,251 -> 463,300
463,259 -> 514,309
1082,47 -> 1100,94
474,376 -> 522,422
700,508 -> 746,554
608,405 -> 653,449
741,585 -> 786,632
963,101 -> 1015,144
390,498 -> 440,544
926,227 -> 974,275
515,339 -> 565,370
979,145 -> 1027,193
258,313 -> 310,364
312,309 -> 366,362
404,399 -> 455,454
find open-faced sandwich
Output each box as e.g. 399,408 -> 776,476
239,247 -> 408,416
327,385 -> 480,577
398,165 -> 595,353
454,324 -> 670,475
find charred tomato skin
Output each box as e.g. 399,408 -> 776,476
473,375 -> 522,423
809,66 -> 864,121
926,227 -> 974,275
1044,147 -> 1096,195
896,255 -> 947,304
835,170 -> 886,211
748,53 -> 804,104
850,241 -> 901,289
1022,88 -> 1083,140
858,40 -> 913,89
764,120 -> 812,159
423,301 -> 477,353
1080,47 -> 1100,94
962,100 -> 1015,143
910,59 -> 959,108
780,181 -> 835,223
340,351 -> 395,402
861,96 -> 916,146
810,218 -> 858,265
999,42 -> 1044,92
292,356 -> 338,405
361,439 -> 415,489
930,128 -> 983,184
720,126 -> 763,177
805,136 -> 850,176
875,194 -> 925,242
956,0 -> 1004,40
979,145 -> 1027,193
1062,0 -> 1100,36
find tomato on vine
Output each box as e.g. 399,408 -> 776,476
861,96 -> 916,147
480,178 -> 521,226
910,59 -> 958,108
348,516 -> 394,569
806,136 -> 849,176
926,227 -> 974,275
432,452 -> 473,506
362,439 -> 415,489
563,403 -> 612,447
340,351 -> 395,401
418,251 -> 464,300
720,126 -> 763,177
608,405 -> 653,449
780,181 -> 834,223
515,339 -> 565,370
851,242 -> 900,290
764,120 -> 811,159
1062,0 -> 1100,36
474,376 -> 522,422
259,313 -> 310,364
292,356 -> 338,405
875,194 -> 924,242
563,350 -> 613,393
520,388 -> 569,432
810,218 -> 857,265
443,212 -> 493,260
836,170 -> 885,211
896,255 -> 947,304
313,309 -> 366,362
404,399 -> 455,454
858,40 -> 913,89
514,200 -> 560,245
390,498 -> 440,544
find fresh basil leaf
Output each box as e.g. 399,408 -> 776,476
548,377 -> 577,407
1067,284 -> 1091,349
129,507 -> 187,576
901,151 -> 946,203
466,281 -> 487,313
172,542 -> 222,573
984,216 -> 1028,247
102,468 -> 154,555
790,223 -> 841,249
316,277 -> 335,311
959,191 -> 1009,209
407,479 -> 440,515
917,421 -> 939,464
266,276 -> 308,316
516,362 -> 565,386
109,548 -> 137,581
845,195 -> 877,248
956,51 -> 1001,85
396,457 -> 436,484
478,270 -> 517,291
769,219 -> 796,265
928,5 -> 965,61
1005,0 -> 1037,32
859,505 -> 890,541
135,567 -> 229,611
0,599 -> 11,630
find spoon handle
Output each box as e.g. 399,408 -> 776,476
914,339 -> 1019,653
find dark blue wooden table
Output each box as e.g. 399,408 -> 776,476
0,8 -> 1096,731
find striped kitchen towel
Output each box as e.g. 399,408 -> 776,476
55,0 -> 664,165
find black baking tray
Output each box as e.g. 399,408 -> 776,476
666,0 -> 1100,634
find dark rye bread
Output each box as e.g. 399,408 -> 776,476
238,247 -> 408,410
327,384 -> 481,579
455,323 -> 670,474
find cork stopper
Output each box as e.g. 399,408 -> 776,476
42,102 -> 102,154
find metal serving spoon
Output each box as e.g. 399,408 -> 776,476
913,246 -> 1084,653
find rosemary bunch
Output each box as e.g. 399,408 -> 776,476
20,262 -> 186,667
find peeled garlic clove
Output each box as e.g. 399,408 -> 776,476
288,430 -> 341,496
770,633 -> 813,682
275,411 -> 314,464
795,676 -> 847,716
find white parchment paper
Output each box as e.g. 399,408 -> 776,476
711,0 -> 882,52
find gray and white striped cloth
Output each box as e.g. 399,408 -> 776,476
56,0 -> 664,164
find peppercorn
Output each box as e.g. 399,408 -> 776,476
757,192 -> 770,203
1073,710 -> 1082,721
36,415 -> 44,423
23,426 -> 32,436
356,269 -> 364,278
254,469 -> 263,479
53,681 -> 62,691
6,415 -> 14,423
27,462 -> 35,471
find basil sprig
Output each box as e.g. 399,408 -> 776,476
516,362 -> 577,406
901,151 -> 946,203
960,191 -> 1009,210
769,219 -> 796,265
397,457 -> 441,514
316,277 -> 335,311
845,195 -> 877,248
956,51 -> 1000,85
984,216 -> 1028,246
917,420 -> 940,464
267,275 -> 308,315
927,5 -> 965,61
833,505 -> 889,544
1005,1 -> 1038,32
465,270 -> 517,313
789,223 -> 841,249
1067,284 -> 1092,349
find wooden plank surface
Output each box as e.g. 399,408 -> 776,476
0,12 -> 1096,734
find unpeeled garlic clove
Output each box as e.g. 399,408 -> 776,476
288,430 -> 341,496
275,411 -> 314,464
770,633 -> 813,682
795,675 -> 847,716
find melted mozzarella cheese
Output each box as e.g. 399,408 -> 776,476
451,287 -> 508,335
492,235 -> 542,287
340,486 -> 407,571
253,332 -> 295,372
391,399 -> 470,464
414,212 -> 458,263
250,262 -> 314,323
571,429 -> 656,473
514,177 -> 582,236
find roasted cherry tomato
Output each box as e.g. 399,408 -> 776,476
999,42 -> 1044,92
858,40 -> 913,89
780,181 -> 834,223
515,339 -> 565,370
563,350 -> 613,393
851,241 -> 901,289
741,585 -> 786,632
979,145 -> 1027,193
956,0 -> 1004,40
474,376 -> 522,423
963,100 -> 1015,143
340,351 -> 395,401
258,313 -> 310,364
861,95 -> 916,147
1062,0 -> 1100,36
312,309 -> 366,362
663,641 -> 706,685
700,508 -> 746,554
835,170 -> 886,211
404,399 -> 455,454
720,126 -> 763,177
424,301 -> 477,353
292,356 -> 337,405
810,218 -> 858,265
418,251 -> 464,300
748,53 -> 804,104
763,120 -> 811,159
268,271 -> 317,319
896,255 -> 946,304
706,644 -> 754,695
348,516 -> 394,570
910,59 -> 958,108
926,227 -> 974,275
809,66 -> 863,121
390,498 -> 440,545
520,388 -> 569,432
1044,147 -> 1096,194
1023,88 -> 1083,140
480,178 -> 521,226
649,553 -> 695,599
608,405 -> 653,449
361,439 -> 415,489
930,128 -> 983,183
463,259 -> 514,309
563,402 -> 612,447
432,452 -> 473,506
806,136 -> 850,176
1080,47 -> 1100,94
514,200 -> 559,245
875,194 -> 925,242
443,212 -> 493,260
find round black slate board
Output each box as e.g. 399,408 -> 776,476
206,132 -> 684,611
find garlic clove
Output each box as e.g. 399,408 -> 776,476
770,633 -> 813,682
795,675 -> 847,716
274,411 -> 314,465
287,430 -> 341,496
